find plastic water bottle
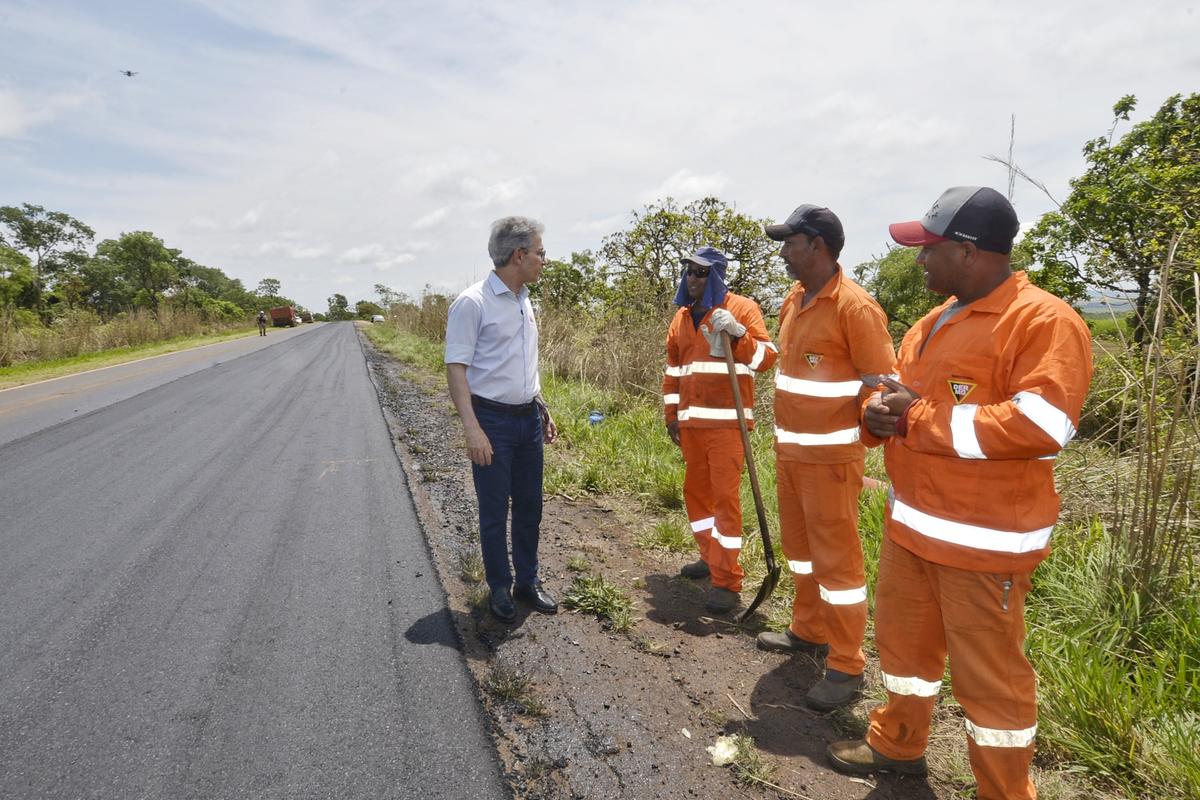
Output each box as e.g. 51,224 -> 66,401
588,410 -> 604,426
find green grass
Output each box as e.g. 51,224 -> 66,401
561,573 -> 636,631
1028,518 -> 1200,799
361,323 -> 445,371
0,326 -> 260,389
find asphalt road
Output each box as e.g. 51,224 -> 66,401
0,322 -> 506,799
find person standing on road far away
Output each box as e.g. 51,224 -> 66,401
257,310 -> 267,336
758,205 -> 895,712
663,246 -> 777,615
826,187 -> 1093,800
445,216 -> 559,624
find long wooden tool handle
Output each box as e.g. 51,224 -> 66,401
721,332 -> 774,564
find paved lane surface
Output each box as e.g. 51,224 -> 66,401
0,322 -> 505,799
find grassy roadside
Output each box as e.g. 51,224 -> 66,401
364,325 -> 1197,799
0,326 -> 261,390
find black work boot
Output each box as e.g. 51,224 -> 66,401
679,559 -> 710,579
756,628 -> 828,655
806,669 -> 864,711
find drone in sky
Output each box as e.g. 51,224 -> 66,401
119,70 -> 138,77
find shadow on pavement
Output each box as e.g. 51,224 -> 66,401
403,608 -> 463,649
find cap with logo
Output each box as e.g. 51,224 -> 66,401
675,246 -> 730,308
764,205 -> 845,255
889,186 -> 1019,254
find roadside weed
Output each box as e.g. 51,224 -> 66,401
485,663 -> 545,716
635,516 -> 693,552
729,734 -> 776,787
459,551 -> 485,585
562,574 -> 636,632
565,554 -> 590,572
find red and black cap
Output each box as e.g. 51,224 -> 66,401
889,186 -> 1019,254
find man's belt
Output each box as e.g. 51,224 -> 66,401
471,394 -> 539,416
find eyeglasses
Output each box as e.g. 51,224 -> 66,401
523,247 -> 546,260
684,266 -> 710,278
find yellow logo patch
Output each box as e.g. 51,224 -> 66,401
948,379 -> 977,404
804,353 -> 823,369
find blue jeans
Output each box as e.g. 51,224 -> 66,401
471,404 -> 544,591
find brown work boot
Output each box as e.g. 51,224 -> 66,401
704,586 -> 739,614
679,559 -> 710,579
827,739 -> 927,776
756,628 -> 828,655
806,668 -> 864,711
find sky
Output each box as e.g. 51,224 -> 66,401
2,0 -> 1198,313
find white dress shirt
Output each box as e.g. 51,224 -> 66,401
444,271 -> 541,405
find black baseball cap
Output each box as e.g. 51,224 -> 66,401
889,186 -> 1019,254
764,204 -> 845,255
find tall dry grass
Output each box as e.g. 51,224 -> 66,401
0,307 -> 247,367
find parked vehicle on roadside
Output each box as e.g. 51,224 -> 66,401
371,314 -> 385,324
269,306 -> 299,327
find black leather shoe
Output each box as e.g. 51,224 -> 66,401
489,586 -> 516,623
514,580 -> 558,614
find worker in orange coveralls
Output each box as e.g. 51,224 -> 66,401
827,187 -> 1093,800
663,246 -> 777,615
757,205 -> 895,712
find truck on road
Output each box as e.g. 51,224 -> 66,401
269,306 -> 300,327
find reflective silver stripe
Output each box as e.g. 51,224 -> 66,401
775,372 -> 862,398
711,527 -> 742,549
881,671 -> 942,697
775,426 -> 860,446
891,497 -> 1053,554
686,361 -> 752,377
1013,391 -> 1076,447
665,365 -> 685,377
951,403 -> 986,459
819,584 -> 868,605
748,339 -> 778,371
965,719 -> 1037,748
788,560 -> 813,575
680,406 -> 752,422
663,393 -> 680,406
690,516 -> 716,533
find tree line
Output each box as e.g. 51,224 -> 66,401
0,207 -> 306,328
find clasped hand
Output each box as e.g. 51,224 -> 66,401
864,377 -> 920,439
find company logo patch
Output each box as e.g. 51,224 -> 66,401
947,378 -> 977,404
804,353 -> 823,369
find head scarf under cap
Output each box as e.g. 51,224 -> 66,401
674,246 -> 729,308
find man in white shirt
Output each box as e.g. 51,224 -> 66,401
445,216 -> 559,623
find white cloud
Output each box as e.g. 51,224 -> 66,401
232,207 -> 264,230
642,170 -> 730,204
412,207 -> 450,230
257,240 -> 329,259
0,87 -> 93,138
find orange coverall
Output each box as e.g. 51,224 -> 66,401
774,271 -> 894,674
663,293 -> 776,592
862,272 -> 1093,800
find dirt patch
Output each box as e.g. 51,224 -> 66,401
360,332 -> 942,800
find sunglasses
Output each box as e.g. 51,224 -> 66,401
684,266 -> 710,278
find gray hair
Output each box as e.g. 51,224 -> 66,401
488,216 -> 545,267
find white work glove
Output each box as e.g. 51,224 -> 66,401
701,323 -> 725,358
709,308 -> 746,338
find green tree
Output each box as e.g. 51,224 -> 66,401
532,250 -> 609,311
0,245 -> 37,312
93,231 -> 181,312
374,283 -> 399,309
0,203 -> 95,316
327,293 -> 352,320
1022,93 -> 1200,343
257,277 -> 282,301
852,247 -> 940,341
356,300 -> 384,318
599,197 -> 790,315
